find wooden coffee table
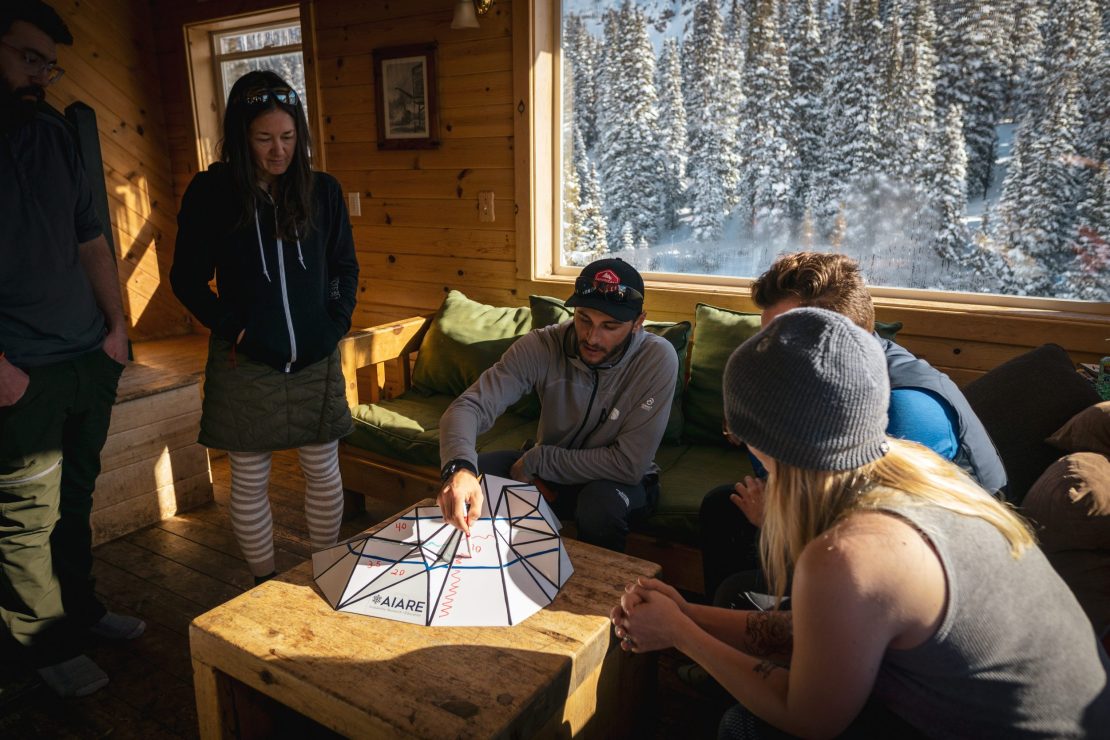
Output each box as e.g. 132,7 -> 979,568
189,502 -> 661,738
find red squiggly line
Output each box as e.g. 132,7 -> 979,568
438,570 -> 462,618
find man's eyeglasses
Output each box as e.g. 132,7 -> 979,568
236,85 -> 300,108
1,41 -> 64,85
574,276 -> 644,303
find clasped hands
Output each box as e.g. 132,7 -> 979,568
609,577 -> 692,653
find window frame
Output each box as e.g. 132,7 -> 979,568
514,0 -> 1110,317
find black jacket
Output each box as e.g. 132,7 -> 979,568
171,163 -> 359,372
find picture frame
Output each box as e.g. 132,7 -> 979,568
372,43 -> 440,150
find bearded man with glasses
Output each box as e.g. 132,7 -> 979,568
0,0 -> 142,699
438,258 -> 679,552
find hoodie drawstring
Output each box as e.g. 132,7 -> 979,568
253,208 -> 272,282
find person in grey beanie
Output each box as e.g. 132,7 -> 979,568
610,308 -> 1110,739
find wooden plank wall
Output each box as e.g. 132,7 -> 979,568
314,0 -> 518,329
47,0 -> 192,341
149,0 -> 1108,385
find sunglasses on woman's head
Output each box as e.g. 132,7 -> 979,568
237,85 -> 299,108
573,276 -> 644,303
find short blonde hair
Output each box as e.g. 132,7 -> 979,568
760,439 -> 1034,604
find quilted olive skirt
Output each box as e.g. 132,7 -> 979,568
198,337 -> 353,452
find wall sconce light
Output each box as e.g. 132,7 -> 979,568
451,0 -> 493,29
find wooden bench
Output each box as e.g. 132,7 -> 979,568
92,335 -> 213,545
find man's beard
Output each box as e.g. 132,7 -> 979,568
0,84 -> 45,131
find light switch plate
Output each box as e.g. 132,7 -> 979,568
347,192 -> 361,217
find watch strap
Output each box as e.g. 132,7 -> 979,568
440,458 -> 478,483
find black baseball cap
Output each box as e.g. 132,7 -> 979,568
565,258 -> 645,322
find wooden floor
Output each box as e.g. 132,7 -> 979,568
0,450 -> 728,739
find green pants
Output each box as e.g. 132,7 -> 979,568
0,348 -> 122,664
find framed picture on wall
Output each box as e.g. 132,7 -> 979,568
372,43 -> 439,150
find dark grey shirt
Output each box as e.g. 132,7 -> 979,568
1,111 -> 105,367
874,499 -> 1110,738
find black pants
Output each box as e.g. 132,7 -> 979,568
700,483 -> 763,600
477,450 -> 657,553
0,349 -> 121,664
718,698 -> 925,739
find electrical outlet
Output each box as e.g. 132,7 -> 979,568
478,191 -> 495,222
347,192 -> 361,217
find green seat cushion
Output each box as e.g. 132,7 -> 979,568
348,391 -> 536,467
633,444 -> 755,545
529,294 -> 691,442
412,290 -> 533,397
684,303 -> 762,445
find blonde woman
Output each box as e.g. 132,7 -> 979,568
610,308 -> 1110,739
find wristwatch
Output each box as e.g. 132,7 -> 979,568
440,458 -> 478,483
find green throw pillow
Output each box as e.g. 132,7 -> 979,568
529,294 -> 572,330
685,303 -> 762,445
528,294 -> 690,441
411,290 -> 532,396
875,320 -> 903,341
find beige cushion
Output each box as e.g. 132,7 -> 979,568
1047,401 -> 1110,457
1022,452 -> 1110,553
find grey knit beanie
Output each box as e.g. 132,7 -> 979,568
723,307 -> 890,471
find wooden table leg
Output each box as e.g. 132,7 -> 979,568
193,658 -> 232,740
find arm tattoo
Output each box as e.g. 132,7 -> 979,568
745,611 -> 793,658
753,659 -> 780,679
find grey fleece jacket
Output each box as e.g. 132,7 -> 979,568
439,321 -> 678,486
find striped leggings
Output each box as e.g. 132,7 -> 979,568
227,441 -> 344,578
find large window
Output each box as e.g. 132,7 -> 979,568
557,0 -> 1108,303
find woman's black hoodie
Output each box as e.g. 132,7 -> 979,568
170,163 -> 359,372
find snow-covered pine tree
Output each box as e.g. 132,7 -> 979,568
563,125 -> 585,259
565,125 -> 607,262
787,0 -> 828,227
819,0 -> 883,244
737,0 -> 796,243
931,105 -> 971,263
934,0 -> 1008,199
656,38 -> 689,231
684,0 -> 742,241
563,13 -> 601,149
997,51 -> 1084,297
580,160 -> 608,258
900,0 -> 939,187
1071,157 -> 1110,301
596,2 -> 667,251
877,1 -> 906,180
1004,0 -> 1046,121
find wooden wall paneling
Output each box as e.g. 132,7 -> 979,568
329,168 -> 514,200
48,0 -> 190,341
353,224 -> 514,255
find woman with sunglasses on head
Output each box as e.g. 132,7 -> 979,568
171,70 -> 359,584
611,308 -> 1110,739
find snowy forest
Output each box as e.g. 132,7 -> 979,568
560,0 -> 1109,301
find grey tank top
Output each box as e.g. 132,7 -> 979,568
873,502 -> 1110,739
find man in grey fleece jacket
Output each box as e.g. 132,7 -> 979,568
438,259 -> 679,552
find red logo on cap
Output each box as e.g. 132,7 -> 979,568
594,269 -> 621,286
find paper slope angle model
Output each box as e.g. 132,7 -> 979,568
312,475 -> 574,626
